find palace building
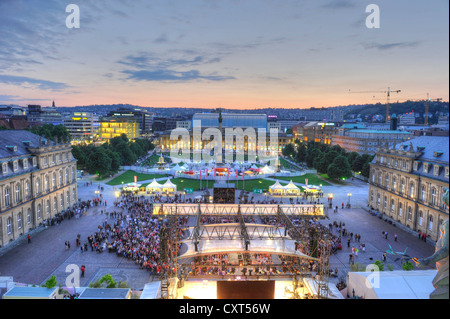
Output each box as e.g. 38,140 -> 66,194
368,136 -> 449,241
0,130 -> 78,248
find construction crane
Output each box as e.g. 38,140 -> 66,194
349,87 -> 401,123
425,93 -> 443,125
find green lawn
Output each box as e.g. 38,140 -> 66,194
106,170 -> 167,186
275,173 -> 331,186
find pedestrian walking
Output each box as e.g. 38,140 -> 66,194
394,234 -> 398,242
27,234 -> 31,243
81,265 -> 86,277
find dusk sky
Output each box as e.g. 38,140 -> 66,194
0,0 -> 448,109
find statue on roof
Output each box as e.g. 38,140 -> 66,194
413,188 -> 449,299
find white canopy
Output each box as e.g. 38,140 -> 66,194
261,165 -> 275,174
161,178 -> 177,192
146,179 -> 162,191
269,180 -> 284,190
347,270 -> 437,299
283,180 -> 300,190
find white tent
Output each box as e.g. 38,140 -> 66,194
161,178 -> 177,193
347,270 -> 437,299
146,179 -> 162,193
283,180 -> 301,195
261,165 -> 275,175
269,180 -> 284,195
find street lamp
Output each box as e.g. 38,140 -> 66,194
347,193 -> 352,207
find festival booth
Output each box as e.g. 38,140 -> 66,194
269,180 -> 285,196
303,185 -> 321,195
161,179 -> 177,194
346,270 -> 437,299
282,180 -> 302,196
123,182 -> 141,192
146,179 -> 163,194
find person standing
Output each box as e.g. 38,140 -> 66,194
27,234 -> 31,243
80,265 -> 86,277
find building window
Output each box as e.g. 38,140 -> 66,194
409,183 -> 415,198
2,162 -> 8,174
32,157 -> 37,167
53,173 -> 56,189
45,175 -> 49,192
60,194 -> 64,210
65,168 -> 69,184
35,178 -> 41,195
46,200 -> 51,215
18,213 -> 23,229
383,196 -> 387,209
429,216 -> 434,231
423,163 -> 429,173
377,194 -> 381,206
421,186 -> 426,201
398,202 -> 403,216
391,199 -> 395,213
5,186 -> 11,207
419,211 -> 423,226
15,184 -> 21,203
400,179 -> 405,193
413,161 -> 418,171
407,207 -> 412,221
393,177 -> 397,192
54,197 -> 58,212
37,204 -> 42,220
434,165 -> 440,176
66,191 -> 70,207
25,181 -> 30,200
23,159 -> 28,170
385,175 -> 389,188
445,167 -> 449,178
7,217 -> 12,234
27,208 -> 31,224
431,188 -> 437,206
60,171 -> 63,185
13,160 -> 18,171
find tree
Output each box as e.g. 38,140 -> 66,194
327,155 -> 352,179
43,275 -> 58,289
87,147 -> 112,177
306,148 -> 322,168
361,161 -> 371,178
295,143 -> 307,163
282,143 -> 296,157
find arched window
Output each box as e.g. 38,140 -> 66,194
35,178 -> 41,195
17,213 -> 23,229
15,183 -> 21,203
45,175 -> 49,192
383,196 -> 387,209
398,202 -> 403,216
407,206 -> 413,221
65,168 -> 69,184
53,173 -> 56,189
37,203 -> 42,219
385,175 -> 389,188
66,191 -> 70,207
409,182 -> 415,198
400,179 -> 405,193
419,211 -> 423,226
46,200 -> 50,215
54,197 -> 58,212
60,194 -> 64,210
391,199 -> 395,213
378,173 -> 382,185
25,180 -> 30,200
59,171 -> 63,185
5,186 -> 11,207
393,177 -> 397,192
27,208 -> 31,224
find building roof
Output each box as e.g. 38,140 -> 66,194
0,130 -> 55,159
78,288 -> 131,299
397,136 -> 449,164
347,129 -> 412,134
2,287 -> 57,299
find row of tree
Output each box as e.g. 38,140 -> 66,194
72,134 -> 154,178
282,140 -> 375,180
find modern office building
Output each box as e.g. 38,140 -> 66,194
63,112 -> 99,145
107,107 -> 153,134
192,112 -> 268,130
26,104 -> 63,126
368,136 -> 449,242
0,130 -> 78,248
98,117 -> 140,142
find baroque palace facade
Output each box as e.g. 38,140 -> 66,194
368,136 -> 449,242
0,130 -> 77,248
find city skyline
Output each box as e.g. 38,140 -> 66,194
0,0 -> 448,109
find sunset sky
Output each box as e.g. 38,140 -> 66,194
0,0 -> 448,109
